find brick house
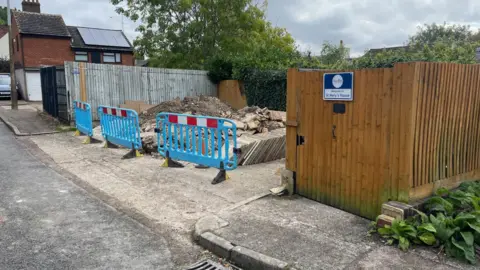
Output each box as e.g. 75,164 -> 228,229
12,0 -> 134,101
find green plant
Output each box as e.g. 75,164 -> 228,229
373,180 -> 480,264
239,69 -> 287,111
206,57 -> 233,84
378,219 -> 417,251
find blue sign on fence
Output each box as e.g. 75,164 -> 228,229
323,72 -> 354,101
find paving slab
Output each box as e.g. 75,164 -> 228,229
0,104 -> 59,134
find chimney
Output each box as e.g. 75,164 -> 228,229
22,0 -> 41,13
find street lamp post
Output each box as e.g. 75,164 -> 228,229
7,0 -> 18,110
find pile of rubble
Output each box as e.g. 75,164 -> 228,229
230,106 -> 286,135
139,96 -> 286,154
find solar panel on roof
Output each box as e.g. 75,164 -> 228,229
77,27 -> 130,48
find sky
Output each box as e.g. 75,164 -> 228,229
6,0 -> 480,57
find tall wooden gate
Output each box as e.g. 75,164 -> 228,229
286,64 -> 419,219
40,66 -> 69,123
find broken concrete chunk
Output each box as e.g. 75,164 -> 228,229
247,120 -> 260,130
268,110 -> 285,121
265,121 -> 285,130
232,120 -> 245,130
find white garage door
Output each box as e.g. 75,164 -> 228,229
26,71 -> 42,101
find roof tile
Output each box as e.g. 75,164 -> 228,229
13,11 -> 70,37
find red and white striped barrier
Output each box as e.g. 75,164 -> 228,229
102,107 -> 128,117
75,101 -> 87,110
168,115 -> 218,128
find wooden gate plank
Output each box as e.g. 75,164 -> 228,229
353,69 -> 367,213
286,69 -> 298,171
378,68 -> 393,209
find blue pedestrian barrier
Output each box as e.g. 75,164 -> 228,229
98,105 -> 143,159
73,100 -> 94,144
155,112 -> 239,184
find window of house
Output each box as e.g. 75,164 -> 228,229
75,51 -> 88,62
103,52 -> 121,63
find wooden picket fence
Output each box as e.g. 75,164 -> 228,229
286,62 -> 480,219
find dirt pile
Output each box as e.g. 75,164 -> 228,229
139,96 -> 286,153
140,96 -> 234,124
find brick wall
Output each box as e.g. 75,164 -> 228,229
22,36 -> 73,67
11,15 -> 23,68
121,53 -> 134,66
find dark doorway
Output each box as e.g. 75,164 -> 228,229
91,52 -> 101,63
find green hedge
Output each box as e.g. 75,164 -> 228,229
240,69 -> 287,111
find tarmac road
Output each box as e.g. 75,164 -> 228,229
0,122 -> 174,270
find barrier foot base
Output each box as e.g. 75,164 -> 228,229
74,130 -> 81,136
195,164 -> 210,169
122,149 -> 143,159
103,141 -> 119,149
82,136 -> 102,144
211,169 -> 229,185
161,157 -> 184,168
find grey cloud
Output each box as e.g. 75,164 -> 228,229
267,0 -> 480,56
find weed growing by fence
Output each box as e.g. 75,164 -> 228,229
372,181 -> 480,264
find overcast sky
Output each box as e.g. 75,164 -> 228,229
6,0 -> 480,56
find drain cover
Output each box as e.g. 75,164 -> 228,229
185,259 -> 230,270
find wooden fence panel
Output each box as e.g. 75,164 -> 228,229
217,80 -> 247,110
410,63 -> 480,200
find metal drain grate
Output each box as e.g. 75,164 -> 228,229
185,259 -> 230,270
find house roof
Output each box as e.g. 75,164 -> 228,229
68,26 -> 133,52
13,11 -> 70,37
0,25 -> 8,39
367,45 -> 410,55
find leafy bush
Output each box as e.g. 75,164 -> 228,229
239,69 -> 287,111
373,181 -> 480,264
0,57 -> 9,73
206,56 -> 233,84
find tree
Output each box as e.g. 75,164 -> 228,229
408,23 -> 473,47
111,0 -> 296,70
0,7 -> 7,25
471,30 -> 480,42
355,23 -> 480,69
318,41 -> 350,68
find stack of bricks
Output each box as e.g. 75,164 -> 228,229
377,201 -> 416,227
